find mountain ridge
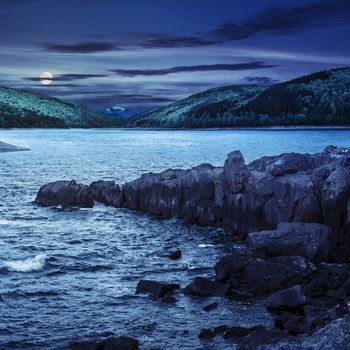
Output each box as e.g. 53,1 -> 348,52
0,86 -> 123,128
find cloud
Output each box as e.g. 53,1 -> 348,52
110,62 -> 277,77
43,41 -> 116,53
244,76 -> 278,85
23,73 -> 108,82
140,35 -> 218,48
212,0 -> 350,40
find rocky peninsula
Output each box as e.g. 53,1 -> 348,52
35,145 -> 350,349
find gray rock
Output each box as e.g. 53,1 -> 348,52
183,277 -> 229,297
89,180 -> 121,207
35,180 -> 93,208
135,280 -> 179,298
266,285 -> 306,311
248,222 -> 332,262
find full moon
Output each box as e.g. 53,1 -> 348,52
40,71 -> 53,85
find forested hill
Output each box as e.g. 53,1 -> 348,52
131,68 -> 350,128
130,85 -> 264,128
0,86 -> 122,128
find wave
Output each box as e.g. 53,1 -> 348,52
4,254 -> 46,272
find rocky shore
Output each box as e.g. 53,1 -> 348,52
35,145 -> 350,349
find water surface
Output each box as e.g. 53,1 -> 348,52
1,128 -> 350,350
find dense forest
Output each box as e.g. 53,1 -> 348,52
131,68 -> 350,128
0,87 -> 122,128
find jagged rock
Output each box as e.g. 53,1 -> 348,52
183,277 -> 229,297
89,180 -> 121,207
217,254 -> 315,294
248,222 -> 332,262
266,285 -> 306,311
135,280 -> 179,298
35,146 -> 350,261
302,314 -> 350,350
35,180 -> 93,208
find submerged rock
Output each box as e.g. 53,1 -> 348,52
153,246 -> 182,260
183,277 -> 229,297
135,280 -> 179,298
35,180 -> 93,208
70,336 -> 139,350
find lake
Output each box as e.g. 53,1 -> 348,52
1,128 -> 350,349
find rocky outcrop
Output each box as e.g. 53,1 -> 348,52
35,180 -> 93,208
248,222 -> 332,262
35,146 -> 350,261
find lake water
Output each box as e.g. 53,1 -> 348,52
1,128 -> 350,350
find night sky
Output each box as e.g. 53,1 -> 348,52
1,0 -> 349,112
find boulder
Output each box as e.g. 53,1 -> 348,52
214,249 -> 254,283
35,180 -> 93,208
89,180 -> 121,207
183,277 -> 229,297
153,246 -> 182,260
266,285 -> 306,311
248,222 -> 332,262
135,280 -> 179,298
235,255 -> 315,293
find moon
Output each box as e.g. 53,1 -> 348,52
40,71 -> 53,85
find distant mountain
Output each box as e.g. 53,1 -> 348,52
131,68 -> 350,128
103,106 -> 137,119
0,86 -> 123,128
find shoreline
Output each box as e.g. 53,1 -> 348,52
2,125 -> 350,132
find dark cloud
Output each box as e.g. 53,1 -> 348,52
244,76 -> 278,85
213,0 -> 350,40
23,73 -> 108,82
140,35 -> 219,48
110,62 -> 277,77
43,41 -> 116,53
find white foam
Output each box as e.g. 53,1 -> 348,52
4,254 -> 46,272
198,243 -> 215,248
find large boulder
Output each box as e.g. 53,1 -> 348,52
266,285 -> 306,311
35,180 -> 93,208
89,180 -> 121,207
248,222 -> 332,262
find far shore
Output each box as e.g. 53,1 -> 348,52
2,125 -> 350,132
